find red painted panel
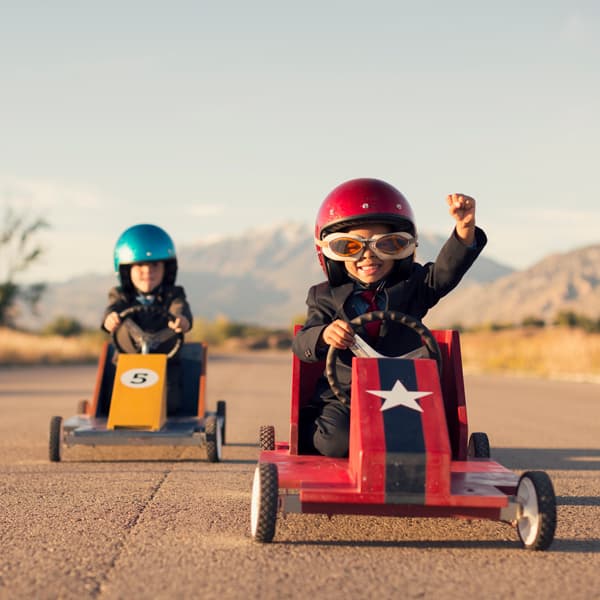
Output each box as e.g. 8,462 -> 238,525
433,330 -> 469,460
414,359 -> 452,503
349,358 -> 386,498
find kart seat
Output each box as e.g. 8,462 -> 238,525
92,343 -> 117,417
178,342 -> 208,417
289,348 -> 325,455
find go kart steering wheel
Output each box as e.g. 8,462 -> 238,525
325,310 -> 442,404
112,304 -> 184,359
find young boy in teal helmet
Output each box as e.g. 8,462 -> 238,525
102,223 -> 193,415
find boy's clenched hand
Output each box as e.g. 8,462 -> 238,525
447,193 -> 476,246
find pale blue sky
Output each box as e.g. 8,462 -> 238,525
1,1 -> 599,282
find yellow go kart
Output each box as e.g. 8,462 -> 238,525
48,305 -> 225,462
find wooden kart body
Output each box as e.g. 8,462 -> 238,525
53,342 -> 224,460
259,330 -> 520,521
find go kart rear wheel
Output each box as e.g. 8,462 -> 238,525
250,463 -> 278,543
49,416 -> 63,462
205,415 -> 222,463
217,400 -> 226,445
467,432 -> 490,458
516,471 -> 557,550
259,425 -> 275,451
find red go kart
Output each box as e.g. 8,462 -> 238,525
251,311 -> 557,550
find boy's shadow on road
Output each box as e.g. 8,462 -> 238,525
493,446 -> 600,507
492,447 -> 600,472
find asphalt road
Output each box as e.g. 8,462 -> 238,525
0,354 -> 599,600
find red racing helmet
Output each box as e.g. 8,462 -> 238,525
315,178 -> 417,285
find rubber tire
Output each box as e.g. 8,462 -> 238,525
49,416 -> 63,462
467,432 -> 491,458
516,471 -> 557,550
259,425 -> 275,451
205,415 -> 222,463
217,400 -> 226,445
250,463 -> 278,543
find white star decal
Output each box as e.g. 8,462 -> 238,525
367,380 -> 433,413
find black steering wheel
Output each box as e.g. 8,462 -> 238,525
325,310 -> 442,404
112,304 -> 184,359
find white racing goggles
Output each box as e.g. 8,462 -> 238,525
317,231 -> 417,262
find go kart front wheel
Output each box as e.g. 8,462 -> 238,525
516,471 -> 557,550
205,415 -> 222,463
49,416 -> 64,462
250,463 -> 278,543
217,400 -> 226,445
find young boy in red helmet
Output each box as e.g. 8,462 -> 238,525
292,178 -> 486,457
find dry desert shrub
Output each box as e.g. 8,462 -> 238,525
0,328 -> 102,365
1,326 -> 600,380
460,327 -> 600,380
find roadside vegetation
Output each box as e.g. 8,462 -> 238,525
0,315 -> 293,365
1,207 -> 598,378
2,312 -> 600,381
459,326 -> 600,380
0,206 -> 48,328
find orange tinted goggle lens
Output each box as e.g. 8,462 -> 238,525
328,237 -> 365,257
374,234 -> 412,254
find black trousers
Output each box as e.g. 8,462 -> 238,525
299,401 -> 351,458
165,362 -> 183,416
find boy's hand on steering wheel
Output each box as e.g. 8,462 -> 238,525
103,311 -> 121,333
168,316 -> 191,333
321,319 -> 355,350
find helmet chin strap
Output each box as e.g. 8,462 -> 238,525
348,274 -> 387,291
131,284 -> 164,305
390,255 -> 415,282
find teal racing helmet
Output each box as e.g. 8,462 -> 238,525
113,224 -> 178,290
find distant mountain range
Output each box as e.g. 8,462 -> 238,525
426,243 -> 600,328
16,222 -> 599,330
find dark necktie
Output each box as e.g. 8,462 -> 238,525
360,290 -> 381,339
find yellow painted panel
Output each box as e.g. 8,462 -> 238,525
107,354 -> 167,431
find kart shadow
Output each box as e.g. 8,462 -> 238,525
222,442 -> 259,448
63,457 -> 257,465
280,538 -> 600,553
492,447 -> 600,472
556,495 -> 600,506
63,441 -> 258,464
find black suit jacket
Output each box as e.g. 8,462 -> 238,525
292,227 -> 487,403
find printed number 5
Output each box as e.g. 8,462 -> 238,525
130,372 -> 148,385
120,368 -> 159,389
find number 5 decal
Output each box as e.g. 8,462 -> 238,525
121,368 -> 160,389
